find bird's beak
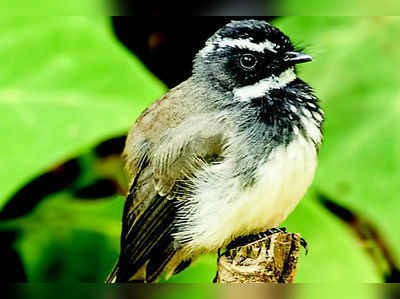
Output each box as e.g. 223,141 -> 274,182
284,51 -> 312,65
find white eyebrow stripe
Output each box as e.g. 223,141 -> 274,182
199,37 -> 278,58
217,38 -> 278,53
233,68 -> 296,102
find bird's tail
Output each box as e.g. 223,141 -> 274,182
105,259 -> 149,283
105,243 -> 177,283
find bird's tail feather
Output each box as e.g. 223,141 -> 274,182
105,241 -> 177,283
146,238 -> 176,282
106,260 -> 147,283
105,261 -> 120,283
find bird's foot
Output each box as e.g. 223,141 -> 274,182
225,227 -> 287,251
224,227 -> 308,254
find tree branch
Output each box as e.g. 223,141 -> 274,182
215,232 -> 303,283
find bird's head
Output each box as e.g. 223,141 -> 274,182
193,19 -> 311,100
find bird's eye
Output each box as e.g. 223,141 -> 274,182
239,54 -> 258,70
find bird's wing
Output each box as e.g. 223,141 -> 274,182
109,113 -> 227,283
152,115 -> 225,198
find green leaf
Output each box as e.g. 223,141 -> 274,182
1,193 -> 124,281
2,1 -> 113,15
278,1 -> 400,15
0,17 -> 166,209
284,196 -> 378,282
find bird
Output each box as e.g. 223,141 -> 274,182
106,19 -> 324,283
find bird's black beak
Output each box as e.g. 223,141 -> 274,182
284,51 -> 312,65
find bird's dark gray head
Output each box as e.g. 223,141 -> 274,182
193,19 -> 323,152
193,20 -> 312,95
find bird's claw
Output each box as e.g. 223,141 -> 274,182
300,236 -> 308,255
223,227 -> 309,256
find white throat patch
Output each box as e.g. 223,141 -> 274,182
233,68 -> 296,102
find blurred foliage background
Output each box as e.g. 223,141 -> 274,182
1,14 -> 400,284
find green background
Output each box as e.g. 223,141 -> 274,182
1,16 -> 400,283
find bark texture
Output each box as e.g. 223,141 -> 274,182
215,232 -> 303,283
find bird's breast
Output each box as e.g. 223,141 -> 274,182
174,133 -> 318,252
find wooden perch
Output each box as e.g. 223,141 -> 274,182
215,231 -> 303,283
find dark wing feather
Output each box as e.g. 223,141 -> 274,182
106,112 -> 227,283
118,195 -> 176,282
107,154 -> 179,283
145,234 -> 176,282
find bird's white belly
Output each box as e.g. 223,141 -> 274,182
174,135 -> 318,252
